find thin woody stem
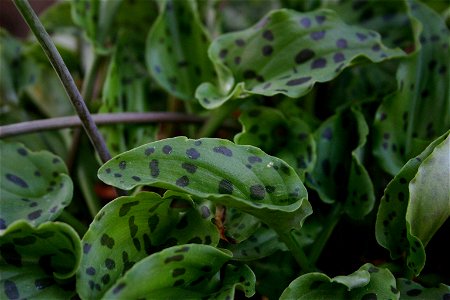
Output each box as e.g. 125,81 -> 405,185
13,0 -> 112,163
0,112 -> 205,138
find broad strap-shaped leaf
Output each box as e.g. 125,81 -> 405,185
0,141 -> 73,232
195,8 -> 404,109
77,191 -> 219,299
98,137 -> 312,256
373,0 -> 450,175
0,221 -> 80,299
280,264 -> 398,300
146,0 -> 216,101
235,106 -> 316,181
100,31 -> 156,156
71,0 -> 157,53
396,278 -> 450,299
306,107 -> 374,219
24,44 -> 75,118
0,30 -> 39,105
376,130 -> 449,275
71,0 -> 122,53
101,244 -> 255,299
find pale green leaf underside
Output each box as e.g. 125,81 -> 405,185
196,8 -> 404,108
407,134 -> 450,246
98,137 -> 311,233
0,221 -> 80,299
0,141 -> 73,232
77,192 -> 219,299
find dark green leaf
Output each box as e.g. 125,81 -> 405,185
227,223 -> 288,261
146,0 -> 216,101
196,8 -> 404,109
373,0 -> 450,175
235,106 -> 316,181
40,1 -> 76,33
326,0 -> 414,50
0,30 -> 39,105
100,32 -> 156,156
0,221 -> 80,299
0,141 -> 73,231
71,0 -> 122,53
222,207 -> 261,243
306,107 -> 374,218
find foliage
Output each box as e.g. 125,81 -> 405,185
1,0 -> 449,299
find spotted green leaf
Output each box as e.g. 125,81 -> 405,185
101,244 -> 255,299
235,106 -> 316,181
373,0 -> 450,175
0,141 -> 73,231
100,32 -> 156,156
0,220 -> 80,299
376,130 -> 449,275
195,8 -> 404,109
306,108 -> 374,218
249,250 -> 298,299
222,207 -> 261,243
146,0 -> 216,101
220,208 -> 288,260
98,137 -> 312,234
280,264 -> 398,300
77,191 -> 219,299
326,0 -> 414,50
396,278 -> 450,299
227,223 -> 288,261
208,264 -> 256,299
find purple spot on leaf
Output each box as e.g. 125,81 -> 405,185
333,53 -> 345,63
310,30 -> 326,40
356,32 -> 367,41
336,38 -> 348,49
311,58 -> 327,69
315,15 -> 326,24
300,17 -> 311,28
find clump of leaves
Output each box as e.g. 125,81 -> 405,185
1,0 -> 449,299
